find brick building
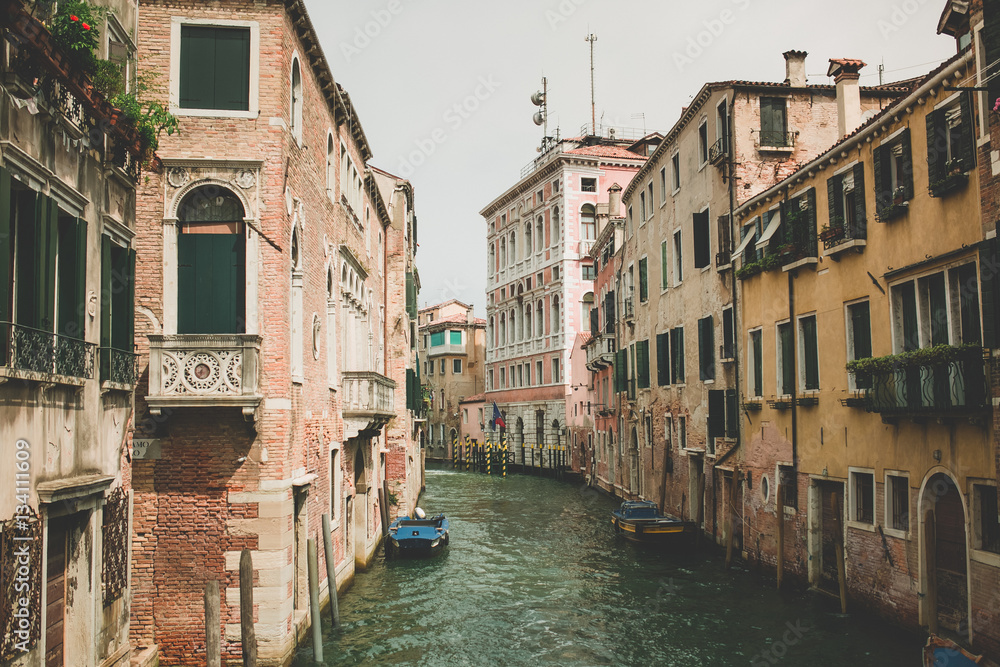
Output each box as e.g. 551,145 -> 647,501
416,300 -> 486,460
0,1 -> 140,665
480,131 -> 651,456
128,1 -> 419,664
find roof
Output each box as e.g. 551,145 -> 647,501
563,145 -> 647,159
419,313 -> 486,329
459,393 -> 486,404
418,299 -> 471,313
578,332 -> 593,348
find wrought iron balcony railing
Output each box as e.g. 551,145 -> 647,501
756,130 -> 796,149
859,349 -> 988,415
1,322 -> 95,381
146,334 -> 263,416
709,137 -> 728,165
100,347 -> 139,387
821,216 -> 867,251
342,371 -> 396,419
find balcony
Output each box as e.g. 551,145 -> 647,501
586,334 -> 616,371
756,130 -> 797,152
427,343 -> 467,357
579,240 -> 595,257
0,322 -> 96,384
709,138 -> 728,166
859,347 -> 988,417
146,334 -> 263,417
622,296 -> 635,322
821,215 -> 867,257
342,371 -> 397,439
100,347 -> 139,389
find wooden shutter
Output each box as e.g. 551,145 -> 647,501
0,167 -> 11,328
722,308 -> 734,360
802,316 -> 819,390
980,240 -> 1000,348
926,109 -> 945,187
957,263 -> 981,345
406,272 -> 416,319
693,210 -> 710,268
177,233 -> 196,334
752,331 -> 763,397
699,316 -> 714,381
179,26 -> 217,109
780,324 -> 794,395
14,190 -> 37,328
605,290 -> 615,334
873,143 -> 889,214
899,129 -> 914,200
957,91 -> 975,171
216,28 -> 251,111
180,234 -> 245,335
827,176 -> 842,227
638,257 -> 648,302
57,217 -> 86,339
36,196 -> 57,333
851,303 -> 872,360
707,389 -> 725,438
614,349 -> 627,393
671,327 -> 684,384
986,0 -> 1000,103
725,389 -> 738,438
852,163 -> 866,228
126,248 -> 136,350
590,306 -> 599,336
100,236 -> 112,381
656,332 -> 670,386
637,339 -> 650,389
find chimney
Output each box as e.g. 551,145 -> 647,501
607,183 -> 622,218
827,58 -> 867,137
783,50 -> 808,87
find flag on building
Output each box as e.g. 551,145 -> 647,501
490,402 -> 505,430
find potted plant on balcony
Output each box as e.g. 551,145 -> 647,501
49,1 -> 102,77
931,159 -> 968,197
819,220 -> 845,243
892,186 -> 907,206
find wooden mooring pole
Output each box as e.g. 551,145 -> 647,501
724,476 -> 735,569
322,514 -> 340,629
776,484 -> 785,590
204,580 -> 221,667
239,549 -> 258,667
307,539 -> 324,663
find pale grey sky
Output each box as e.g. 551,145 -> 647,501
307,0 -> 956,315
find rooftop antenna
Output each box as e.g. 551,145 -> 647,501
878,59 -> 884,85
531,77 -> 550,152
585,33 -> 598,136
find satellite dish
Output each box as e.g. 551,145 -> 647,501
531,91 -> 545,106
533,111 -> 545,126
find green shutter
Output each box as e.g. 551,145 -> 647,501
926,109 -> 945,187
614,349 -> 627,393
981,240 -> 1000,348
179,26 -> 217,109
699,316 -> 714,381
179,234 -> 244,335
100,236 -> 112,380
180,26 -> 250,111
900,129 -> 914,200
901,282 -> 919,352
0,167 -> 11,328
722,308 -> 734,360
780,324 -> 794,395
803,316 -> 819,391
853,163 -> 866,228
827,176 -> 842,226
57,216 -> 86,339
126,248 -> 136,350
725,389 -> 738,438
671,327 -> 684,384
656,332 -> 670,386
693,210 -> 710,268
638,257 -> 648,302
216,28 -> 251,111
752,330 -> 763,397
660,241 -> 668,289
957,91 -> 975,171
852,303 -> 872,360
708,390 -> 725,439
14,189 -> 36,328
957,263 -> 981,345
450,330 -> 462,345
637,339 -> 650,389
873,143 -> 888,215
36,196 -> 57,333
406,272 -> 417,319
986,1 -> 1000,103
177,233 -> 196,334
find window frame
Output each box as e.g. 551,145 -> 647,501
884,471 -> 910,539
971,480 -> 1000,561
671,152 -> 681,193
848,467 -> 876,530
748,327 -> 763,398
169,17 -> 260,119
797,313 -> 820,392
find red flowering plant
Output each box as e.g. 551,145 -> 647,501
49,1 -> 102,75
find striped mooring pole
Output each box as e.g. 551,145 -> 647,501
463,434 -> 470,469
486,440 -> 492,476
452,435 -> 458,468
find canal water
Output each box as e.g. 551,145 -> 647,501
293,469 -> 921,666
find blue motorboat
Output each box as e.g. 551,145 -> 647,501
611,500 -> 696,544
386,510 -> 449,557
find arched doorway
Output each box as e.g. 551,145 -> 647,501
353,446 -> 368,569
176,186 -> 246,334
920,472 -> 969,636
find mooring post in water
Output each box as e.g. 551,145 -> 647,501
322,514 -> 341,629
487,441 -> 492,475
831,492 -> 848,614
205,580 -> 221,667
776,483 -> 784,590
452,434 -> 458,468
725,476 -> 735,569
378,485 -> 389,539
307,539 -> 324,663
503,442 -> 508,478
239,549 -> 257,667
464,434 -> 470,470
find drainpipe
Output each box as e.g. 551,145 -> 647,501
788,269 -> 798,476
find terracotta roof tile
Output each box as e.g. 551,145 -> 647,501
459,393 -> 486,404
563,145 -> 647,160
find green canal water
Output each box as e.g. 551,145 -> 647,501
293,469 -> 921,666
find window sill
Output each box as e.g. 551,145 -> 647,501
782,256 -> 819,272
0,367 -> 87,388
172,107 -> 258,120
101,380 -> 135,394
847,520 -> 876,533
757,145 -> 794,154
882,526 -> 909,541
822,238 -> 866,258
970,548 -> 1000,567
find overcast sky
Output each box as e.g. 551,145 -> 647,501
306,0 -> 957,316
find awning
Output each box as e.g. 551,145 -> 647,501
756,211 -> 782,248
732,224 -> 758,257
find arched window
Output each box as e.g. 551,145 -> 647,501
581,204 -> 596,241
327,265 -> 337,387
510,308 -> 518,343
551,296 -> 560,333
489,245 -> 496,276
535,300 -> 544,337
326,134 -> 336,196
551,207 -> 561,244
488,316 -> 494,347
177,186 -> 246,334
536,216 -> 544,252
500,237 -> 507,268
524,303 -> 532,340
500,313 -> 506,346
525,221 -> 532,255
290,58 -> 303,143
582,292 -> 594,330
510,231 -> 517,263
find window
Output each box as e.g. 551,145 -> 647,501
178,24 -> 253,112
926,95 -> 974,196
716,99 -> 729,156
552,357 -> 561,383
656,332 -> 670,386
693,209 -> 710,269
177,186 -> 246,334
582,264 -> 596,281
525,362 -> 532,386
722,307 -> 734,360
581,204 -> 596,240
698,316 -> 715,381
673,230 -> 683,283
708,389 -> 738,448
325,134 -> 337,196
670,327 -> 685,385
638,257 -> 648,303
660,168 -> 667,204
516,364 -> 523,387
536,217 -> 544,252
660,241 -> 669,290
798,314 -> 819,391
290,57 -> 303,143
678,415 -> 687,449
974,483 -> 1000,554
891,265 -> 981,352
487,368 -> 493,390
551,296 -> 560,333
536,360 -> 543,385
639,191 -> 646,221
778,465 -> 797,509
537,189 -> 544,205
500,366 -> 506,388
581,177 -> 597,192
437,359 -> 444,375
647,183 -> 654,219
553,179 -> 560,193
449,330 -> 462,345
846,301 -> 872,390
850,469 -> 875,525
430,331 -> 445,347
698,121 -> 708,165
748,329 -> 763,397
428,360 -> 434,375
453,359 -> 463,374
759,97 -> 788,147
887,474 -> 909,533
827,167 -> 865,241
873,130 -> 914,219
551,207 -> 561,244
671,153 -> 681,192
636,339 -> 650,389
777,321 -> 794,396
663,415 -> 673,452
331,448 -> 341,525
340,144 -> 364,217
463,409 -> 469,424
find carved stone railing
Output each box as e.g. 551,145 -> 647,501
586,334 -> 615,371
146,334 -> 262,417
342,371 -> 396,419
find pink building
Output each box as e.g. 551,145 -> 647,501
479,131 -> 655,453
